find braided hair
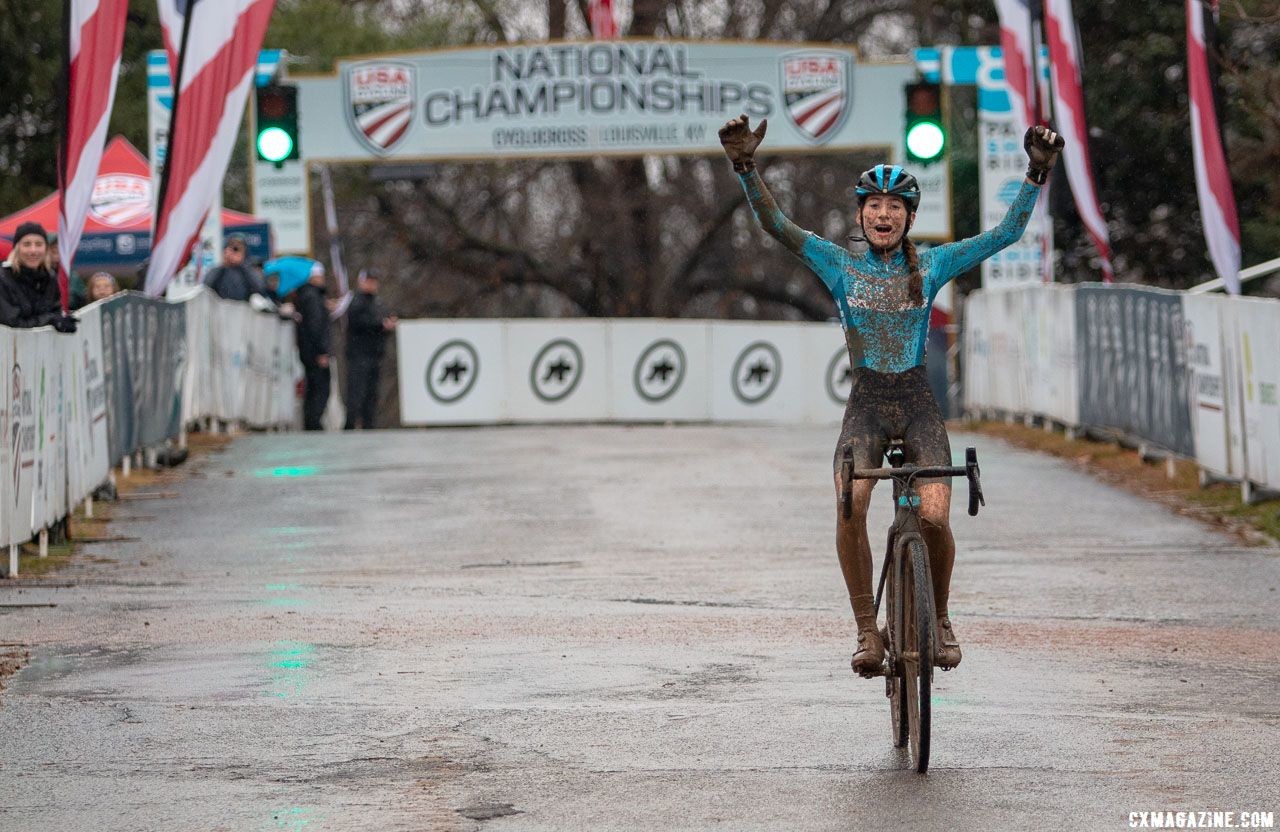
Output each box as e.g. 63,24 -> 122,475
902,234 -> 924,308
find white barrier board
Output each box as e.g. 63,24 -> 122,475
709,321 -> 808,423
608,320 -> 711,422
1229,298 -> 1280,489
397,320 -> 506,425
7,332 -> 40,544
1183,294 -> 1232,479
505,321 -> 609,422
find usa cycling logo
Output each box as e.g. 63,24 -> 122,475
89,175 -> 151,226
780,50 -> 852,144
346,61 -> 415,155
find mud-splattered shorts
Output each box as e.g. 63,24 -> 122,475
834,365 -> 952,485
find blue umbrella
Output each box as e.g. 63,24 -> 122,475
263,256 -> 319,297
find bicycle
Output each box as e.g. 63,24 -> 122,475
838,440 -> 984,773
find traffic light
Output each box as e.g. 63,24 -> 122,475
255,83 -> 300,165
904,81 -> 946,165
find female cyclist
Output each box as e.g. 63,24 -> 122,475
718,114 -> 1063,675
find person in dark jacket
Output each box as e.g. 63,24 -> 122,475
203,234 -> 269,302
294,262 -> 332,431
344,269 -> 397,430
0,222 -> 74,332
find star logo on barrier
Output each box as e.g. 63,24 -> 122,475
731,342 -> 782,405
531,339 -> 584,403
633,339 -> 686,403
426,340 -> 480,404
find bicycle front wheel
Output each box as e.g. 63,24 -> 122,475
888,544 -> 908,749
904,538 -> 936,773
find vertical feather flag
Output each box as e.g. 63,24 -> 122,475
994,0 -> 1039,132
319,166 -> 353,319
147,0 -> 276,296
995,0 -> 1055,282
1186,0 -> 1241,293
57,0 -> 129,311
1044,0 -> 1114,281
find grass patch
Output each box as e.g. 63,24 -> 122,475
965,420 -> 1280,545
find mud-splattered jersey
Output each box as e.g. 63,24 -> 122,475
738,170 -> 1041,373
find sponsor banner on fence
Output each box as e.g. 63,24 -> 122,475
1227,298 -> 1280,489
963,287 -> 1034,416
1,289 -> 299,558
1022,285 -> 1077,424
1075,285 -> 1194,457
1182,293 -> 1233,479
967,283 -> 1280,493
68,304 -> 111,506
608,319 -> 711,422
99,293 -> 187,465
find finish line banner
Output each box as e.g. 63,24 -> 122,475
295,41 -> 917,161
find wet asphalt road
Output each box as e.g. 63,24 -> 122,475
1,426 -> 1278,832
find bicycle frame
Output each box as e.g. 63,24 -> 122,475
837,443 -> 983,772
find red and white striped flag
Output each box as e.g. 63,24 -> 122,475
995,0 -> 1056,282
994,0 -> 1039,132
1186,0 -> 1241,293
57,0 -> 129,312
155,0 -> 184,69
147,0 -> 276,296
1044,0 -> 1114,282
589,0 -> 617,39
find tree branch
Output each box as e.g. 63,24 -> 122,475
656,190 -> 747,315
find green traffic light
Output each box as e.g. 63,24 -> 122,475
906,120 -> 946,162
257,126 -> 294,163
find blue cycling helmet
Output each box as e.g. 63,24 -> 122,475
855,164 -> 921,211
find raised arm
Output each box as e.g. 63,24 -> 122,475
719,115 -> 808,255
926,125 -> 1065,292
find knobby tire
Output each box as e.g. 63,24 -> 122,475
907,538 -> 935,773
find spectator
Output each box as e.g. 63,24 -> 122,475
344,269 -> 397,430
0,222 -> 73,331
45,232 -> 60,275
86,271 -> 120,302
203,234 -> 269,302
294,262 -> 332,431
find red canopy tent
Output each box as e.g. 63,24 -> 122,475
0,136 -> 271,272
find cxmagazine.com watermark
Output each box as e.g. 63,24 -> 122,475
1129,811 -> 1275,829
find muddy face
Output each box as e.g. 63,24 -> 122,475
857,195 -> 911,253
